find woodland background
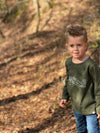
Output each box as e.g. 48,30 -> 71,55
0,0 -> 100,132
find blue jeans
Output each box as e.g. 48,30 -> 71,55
73,109 -> 100,133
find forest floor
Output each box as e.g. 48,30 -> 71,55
0,0 -> 100,132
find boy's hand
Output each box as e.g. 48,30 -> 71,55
60,99 -> 67,109
97,114 -> 100,119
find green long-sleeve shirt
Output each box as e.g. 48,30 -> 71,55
62,56 -> 100,115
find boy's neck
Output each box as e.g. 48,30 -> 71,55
72,55 -> 89,64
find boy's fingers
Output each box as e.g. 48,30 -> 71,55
60,104 -> 66,108
97,114 -> 100,119
63,100 -> 67,103
62,99 -> 66,104
59,100 -> 67,108
60,102 -> 64,107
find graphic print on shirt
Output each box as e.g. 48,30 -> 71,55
68,76 -> 86,88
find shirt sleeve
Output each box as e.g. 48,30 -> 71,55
90,62 -> 100,114
62,61 -> 70,101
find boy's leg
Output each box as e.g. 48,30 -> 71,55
73,109 -> 87,133
86,114 -> 99,133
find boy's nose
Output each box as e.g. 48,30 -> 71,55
74,46 -> 78,50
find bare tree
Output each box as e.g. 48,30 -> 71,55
33,0 -> 54,33
5,0 -> 9,14
36,0 -> 40,33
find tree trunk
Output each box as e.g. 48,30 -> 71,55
33,0 -> 53,12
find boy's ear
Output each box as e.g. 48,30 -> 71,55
66,43 -> 68,48
85,43 -> 88,50
86,42 -> 88,47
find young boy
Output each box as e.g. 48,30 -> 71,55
60,24 -> 100,133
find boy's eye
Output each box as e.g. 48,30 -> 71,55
77,44 -> 82,46
70,44 -> 74,47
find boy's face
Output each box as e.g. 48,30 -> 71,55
66,36 -> 87,60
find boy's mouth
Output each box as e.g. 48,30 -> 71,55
74,53 -> 79,55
